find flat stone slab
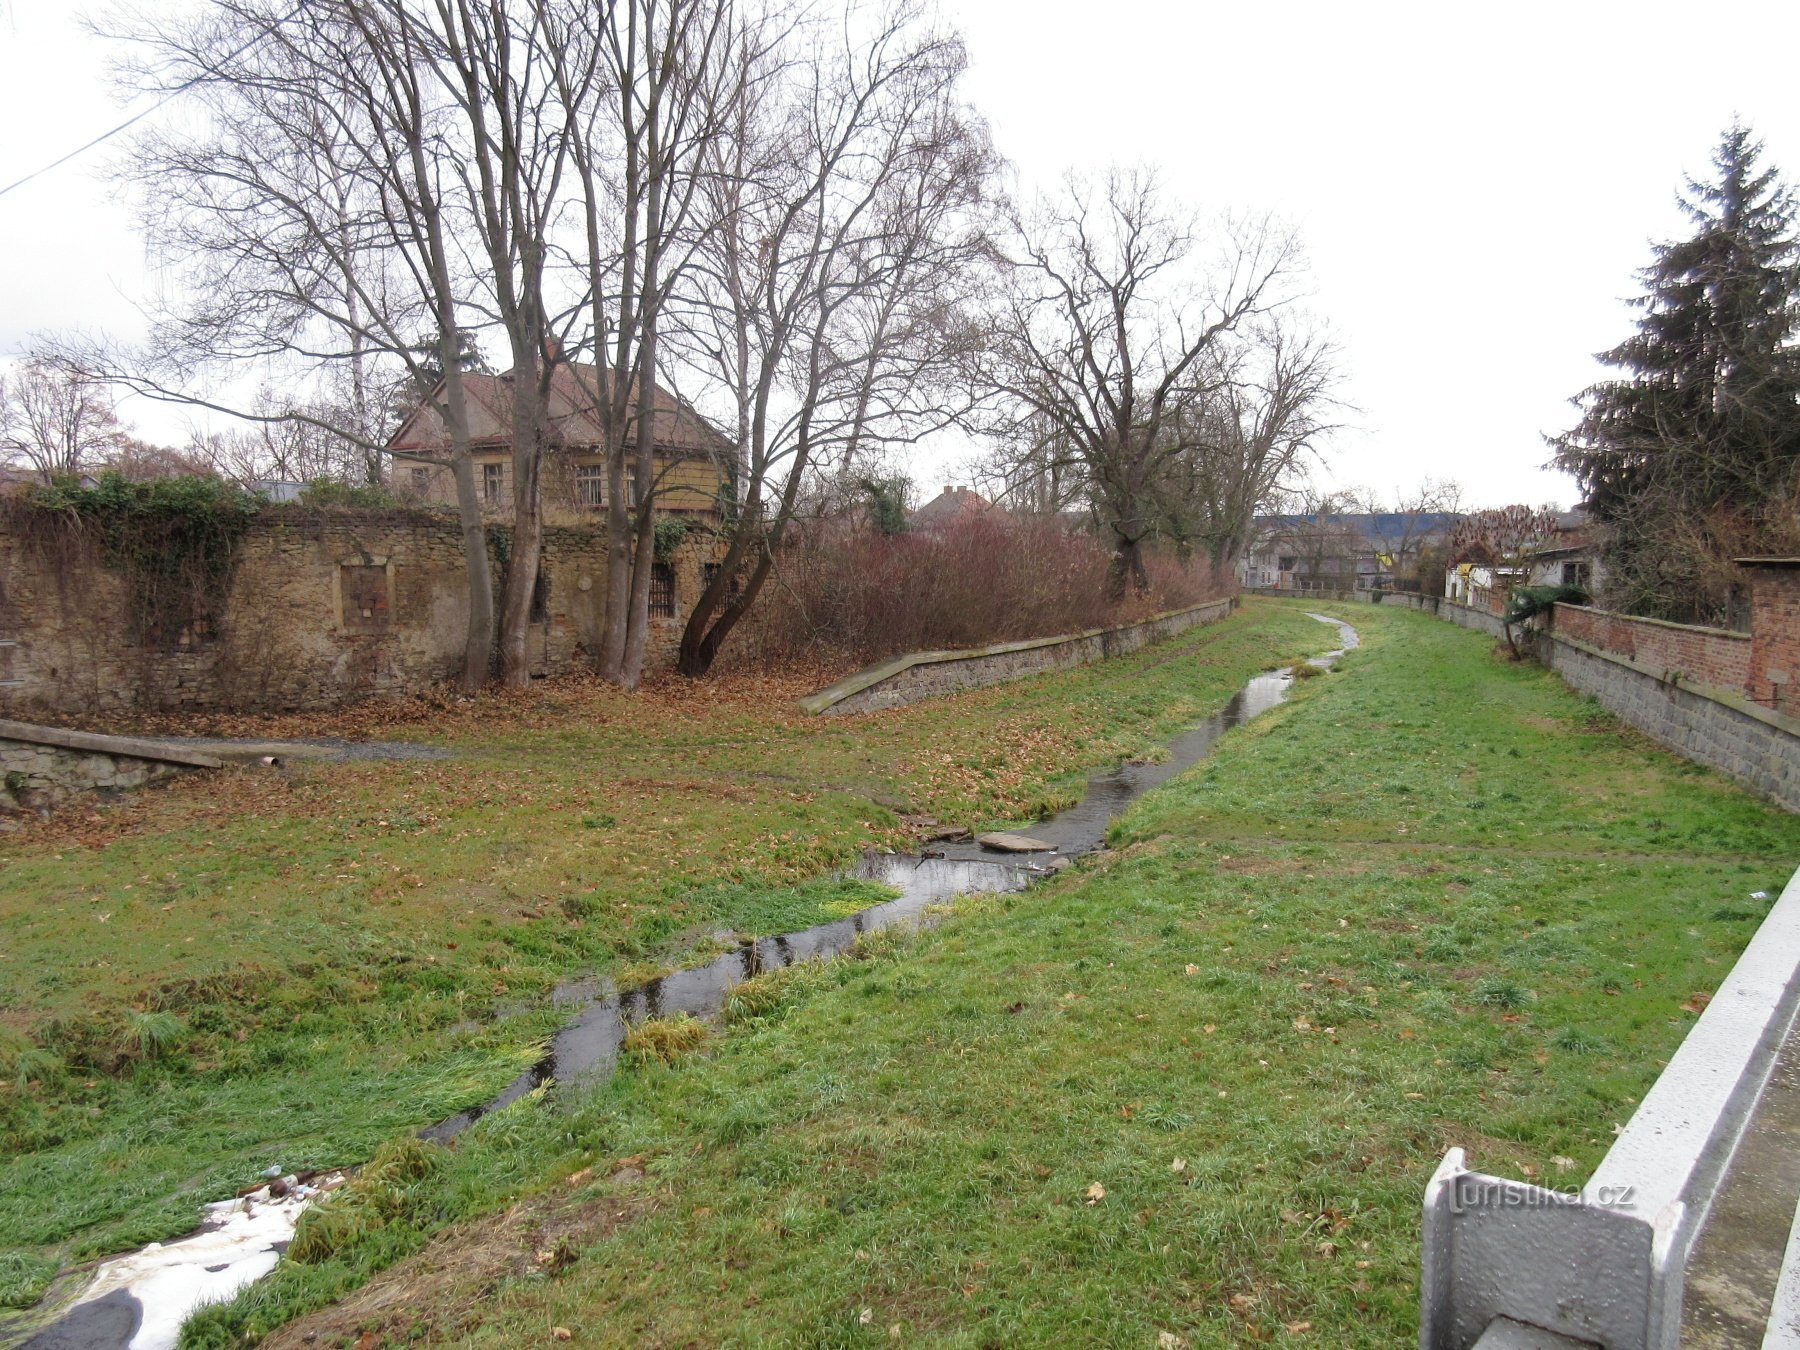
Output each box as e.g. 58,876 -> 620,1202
977,831 -> 1055,853
0,719 -> 223,769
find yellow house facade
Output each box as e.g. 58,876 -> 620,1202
384,363 -> 734,522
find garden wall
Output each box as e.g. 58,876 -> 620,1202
0,508 -> 717,716
0,718 -> 220,820
1366,583 -> 1800,811
799,597 -> 1237,715
1550,604 -> 1752,691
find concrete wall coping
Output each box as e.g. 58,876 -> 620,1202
1553,602 -> 1751,643
1540,629 -> 1800,738
0,719 -> 224,769
797,596 -> 1236,715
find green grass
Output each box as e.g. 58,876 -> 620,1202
0,600 -> 1338,1295
176,601 -> 1800,1348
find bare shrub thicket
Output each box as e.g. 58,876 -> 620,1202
722,514 -> 1231,670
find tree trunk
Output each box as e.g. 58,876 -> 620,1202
449,445 -> 493,693
1108,535 -> 1149,599
498,373 -> 544,688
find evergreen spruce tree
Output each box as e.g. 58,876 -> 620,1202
1552,123 -> 1800,623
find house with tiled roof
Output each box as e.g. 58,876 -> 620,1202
384,363 -> 734,522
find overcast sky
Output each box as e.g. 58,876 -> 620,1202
4,0 -> 1799,509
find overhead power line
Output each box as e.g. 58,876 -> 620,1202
0,7 -> 301,202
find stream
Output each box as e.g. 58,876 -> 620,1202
18,613 -> 1356,1350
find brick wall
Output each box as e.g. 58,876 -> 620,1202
0,507 -> 717,716
1549,604 -> 1752,693
1744,563 -> 1800,714
1541,636 -> 1800,811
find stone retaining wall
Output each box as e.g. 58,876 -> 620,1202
1375,592 -> 1509,639
1339,593 -> 1800,811
1541,631 -> 1800,811
800,597 -> 1238,715
0,719 -> 221,821
0,507 -> 717,715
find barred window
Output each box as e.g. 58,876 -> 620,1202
702,561 -> 740,598
575,464 -> 604,508
649,562 -> 675,618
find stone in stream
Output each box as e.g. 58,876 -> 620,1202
976,831 -> 1056,853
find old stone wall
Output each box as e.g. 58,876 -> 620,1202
1541,632 -> 1800,811
1550,604 -> 1752,692
1378,592 -> 1510,639
1363,592 -> 1799,810
0,720 -> 221,820
802,597 -> 1237,715
0,508 -> 716,716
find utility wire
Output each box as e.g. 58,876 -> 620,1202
0,7 -> 301,202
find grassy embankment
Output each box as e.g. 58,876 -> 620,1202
188,600 -> 1800,1349
0,599 -> 1338,1317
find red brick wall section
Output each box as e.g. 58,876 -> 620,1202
1550,604 -> 1753,694
1745,565 -> 1800,713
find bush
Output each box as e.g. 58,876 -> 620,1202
294,480 -> 403,509
726,513 -> 1232,668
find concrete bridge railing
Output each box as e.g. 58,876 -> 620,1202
1420,864 -> 1800,1349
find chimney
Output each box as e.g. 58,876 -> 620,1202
944,484 -> 954,496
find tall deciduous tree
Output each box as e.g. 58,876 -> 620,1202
981,171 -> 1298,596
0,355 -> 129,484
671,4 -> 993,677
1551,123 -> 1800,624
100,0 -> 500,692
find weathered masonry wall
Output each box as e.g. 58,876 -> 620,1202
0,508 -> 717,716
1362,590 -> 1800,811
0,718 -> 220,820
1539,631 -> 1800,809
800,597 -> 1238,715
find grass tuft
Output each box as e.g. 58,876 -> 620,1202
1473,977 -> 1532,1010
621,1014 -> 707,1067
0,1249 -> 57,1309
117,1010 -> 187,1063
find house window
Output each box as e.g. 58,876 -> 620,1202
483,462 -> 506,504
341,564 -> 390,633
627,465 -> 642,509
575,464 -> 605,508
410,466 -> 431,494
1561,561 -> 1591,589
649,562 -> 675,618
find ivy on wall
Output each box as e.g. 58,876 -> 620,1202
22,473 -> 261,648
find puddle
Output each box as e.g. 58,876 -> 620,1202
18,613 -> 1354,1349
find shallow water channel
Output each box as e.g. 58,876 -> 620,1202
20,613 -> 1356,1350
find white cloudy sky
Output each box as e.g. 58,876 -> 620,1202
4,0 -> 1800,508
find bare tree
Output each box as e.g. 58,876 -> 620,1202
0,354 -> 130,484
669,4 -> 994,677
980,170 -> 1298,596
1448,503 -> 1561,650
546,0 -> 744,689
1163,315 -> 1339,570
1347,477 -> 1462,588
91,0 -> 501,691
